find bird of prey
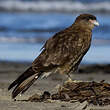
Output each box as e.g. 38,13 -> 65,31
8,14 -> 99,99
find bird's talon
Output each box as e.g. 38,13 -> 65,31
65,78 -> 73,83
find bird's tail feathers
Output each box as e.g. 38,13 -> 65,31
8,66 -> 41,99
8,67 -> 34,91
12,73 -> 40,99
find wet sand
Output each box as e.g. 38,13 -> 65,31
0,61 -> 110,110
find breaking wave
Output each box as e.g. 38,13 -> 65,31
0,1 -> 110,13
0,36 -> 47,43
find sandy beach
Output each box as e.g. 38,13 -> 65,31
0,61 -> 110,110
0,0 -> 110,109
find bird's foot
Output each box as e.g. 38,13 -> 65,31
72,80 -> 83,83
65,77 -> 73,83
45,99 -> 55,103
65,74 -> 82,83
65,78 -> 82,84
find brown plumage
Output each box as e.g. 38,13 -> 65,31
8,14 -> 99,99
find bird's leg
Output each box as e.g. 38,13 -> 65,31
66,74 -> 82,83
66,74 -> 73,83
67,74 -> 72,81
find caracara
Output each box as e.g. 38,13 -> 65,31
8,14 -> 99,99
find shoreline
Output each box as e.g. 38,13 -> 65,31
1,61 -> 110,74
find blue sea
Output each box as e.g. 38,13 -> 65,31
0,0 -> 110,64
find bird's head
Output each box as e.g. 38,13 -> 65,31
74,14 -> 99,30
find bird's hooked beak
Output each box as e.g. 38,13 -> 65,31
89,20 -> 99,26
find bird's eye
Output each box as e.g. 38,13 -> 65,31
85,16 -> 96,21
89,16 -> 96,20
83,16 -> 91,20
86,18 -> 90,20
83,17 -> 89,21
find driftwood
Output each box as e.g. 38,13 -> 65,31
28,80 -> 110,106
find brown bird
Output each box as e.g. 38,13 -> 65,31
8,14 -> 99,99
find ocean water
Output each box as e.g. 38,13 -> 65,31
0,0 -> 110,63
0,0 -> 110,13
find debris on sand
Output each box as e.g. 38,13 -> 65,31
28,80 -> 110,106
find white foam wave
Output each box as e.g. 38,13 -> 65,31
0,1 -> 110,13
0,36 -> 40,43
1,36 -> 110,45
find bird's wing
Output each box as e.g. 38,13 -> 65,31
32,28 -> 91,72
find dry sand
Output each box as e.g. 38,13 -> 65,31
0,61 -> 110,110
